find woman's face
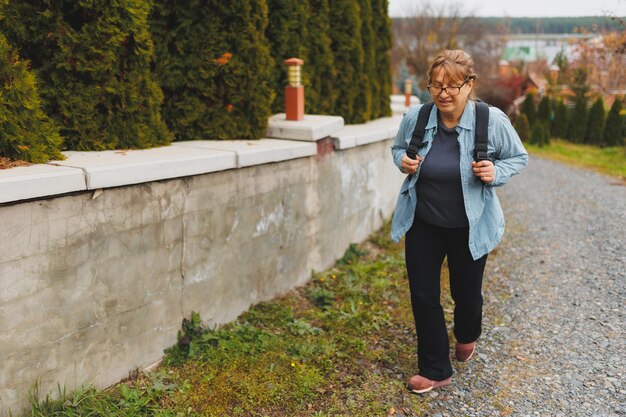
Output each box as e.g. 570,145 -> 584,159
429,68 -> 474,119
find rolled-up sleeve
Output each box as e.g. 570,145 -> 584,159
490,110 -> 529,187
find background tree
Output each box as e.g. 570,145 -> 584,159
393,2 -> 483,84
566,69 -> 589,143
530,120 -> 542,146
151,0 -> 274,140
585,98 -> 605,145
530,121 -> 550,147
537,96 -> 552,123
0,0 -> 62,162
520,93 -> 537,126
328,0 -> 364,123
392,1 -> 505,95
2,0 -> 171,150
514,113 -> 530,142
551,99 -> 568,138
553,50 -> 570,85
604,98 -> 624,146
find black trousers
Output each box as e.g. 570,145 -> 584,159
405,215 -> 488,381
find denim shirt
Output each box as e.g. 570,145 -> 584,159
390,101 -> 529,260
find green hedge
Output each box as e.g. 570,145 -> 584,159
604,99 -> 624,147
0,4 -> 63,163
266,0 -> 309,115
151,0 -> 274,141
371,0 -> 392,118
328,0 -> 364,124
585,98 -> 605,145
2,0 -> 393,156
305,0 -> 337,115
2,0 -> 171,151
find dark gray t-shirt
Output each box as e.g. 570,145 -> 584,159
415,121 -> 469,228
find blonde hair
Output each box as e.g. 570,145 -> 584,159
427,50 -> 477,99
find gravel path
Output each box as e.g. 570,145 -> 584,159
416,157 -> 625,417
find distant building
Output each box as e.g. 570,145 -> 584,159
499,33 -> 596,64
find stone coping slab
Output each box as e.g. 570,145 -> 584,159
0,164 -> 86,204
172,139 -> 316,168
267,114 -> 344,142
332,116 -> 403,150
0,114 -> 397,204
53,146 -> 237,190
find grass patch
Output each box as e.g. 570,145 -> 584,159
23,222 -> 457,417
525,138 -> 626,180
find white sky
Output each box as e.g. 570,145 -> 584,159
388,0 -> 626,17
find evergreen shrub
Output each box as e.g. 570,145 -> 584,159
2,0 -> 171,150
355,0 -> 374,122
328,0 -> 365,124
585,98 -> 605,145
304,0 -> 337,115
371,0 -> 392,118
604,99 -> 624,147
266,0 -> 309,114
0,2 -> 62,163
514,113 -> 530,142
551,100 -> 568,139
537,96 -> 551,122
151,0 -> 274,141
567,97 -> 588,143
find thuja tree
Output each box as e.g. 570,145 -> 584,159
530,121 -> 549,147
328,0 -> 364,123
0,2 -> 62,162
151,0 -> 274,140
537,96 -> 551,123
354,0 -> 374,122
514,113 -> 530,142
551,99 -> 568,139
567,97 -> 588,143
2,0 -> 171,150
585,97 -> 605,145
566,68 -> 589,143
520,93 -> 536,126
371,0 -> 392,118
305,0 -> 337,115
604,98 -> 624,147
266,0 -> 309,114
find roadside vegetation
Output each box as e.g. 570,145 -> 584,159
24,223 -> 460,417
525,139 -> 626,181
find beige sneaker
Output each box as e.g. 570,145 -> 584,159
455,342 -> 476,362
407,374 -> 452,394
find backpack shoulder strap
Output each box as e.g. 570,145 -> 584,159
407,102 -> 435,160
474,101 -> 491,162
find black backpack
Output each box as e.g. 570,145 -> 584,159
406,101 -> 491,162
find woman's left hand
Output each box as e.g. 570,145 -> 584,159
471,160 -> 495,184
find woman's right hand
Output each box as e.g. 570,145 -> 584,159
402,154 -> 422,174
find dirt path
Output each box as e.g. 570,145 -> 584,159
415,156 -> 625,417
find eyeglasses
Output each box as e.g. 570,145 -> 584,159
427,77 -> 472,96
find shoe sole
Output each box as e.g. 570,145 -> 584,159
409,378 -> 451,394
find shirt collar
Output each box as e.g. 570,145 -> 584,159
425,100 -> 476,131
457,100 -> 476,130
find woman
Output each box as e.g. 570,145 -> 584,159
390,50 -> 528,393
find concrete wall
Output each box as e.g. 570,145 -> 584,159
0,138 -> 403,415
